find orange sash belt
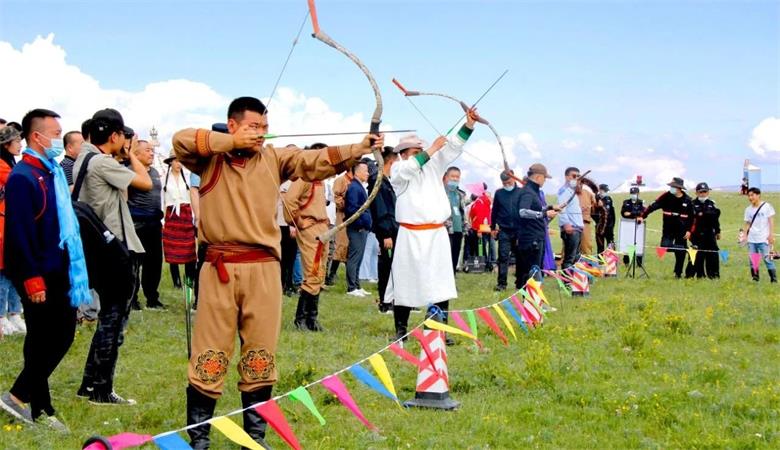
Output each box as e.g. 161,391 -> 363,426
399,222 -> 445,231
205,244 -> 277,283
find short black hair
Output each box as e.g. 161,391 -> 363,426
381,145 -> 397,163
81,119 -> 92,140
0,118 -> 6,125
63,131 -> 82,147
445,166 -> 460,176
565,167 -> 580,176
748,187 -> 761,195
308,142 -> 327,150
228,97 -> 267,121
21,108 -> 60,141
351,160 -> 368,175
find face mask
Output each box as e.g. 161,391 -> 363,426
630,194 -> 638,201
698,196 -> 708,202
503,185 -> 515,192
669,187 -> 677,195
39,133 -> 64,159
447,180 -> 458,189
568,179 -> 577,188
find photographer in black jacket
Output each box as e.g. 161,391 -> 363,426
369,146 -> 399,313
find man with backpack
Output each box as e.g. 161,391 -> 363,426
1,109 -> 91,431
73,108 -> 152,405
740,187 -> 776,282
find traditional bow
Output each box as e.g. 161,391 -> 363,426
391,75 -> 524,185
307,0 -> 385,243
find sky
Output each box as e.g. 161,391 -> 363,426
0,0 -> 778,192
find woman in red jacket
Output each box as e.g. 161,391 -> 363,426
0,126 -> 26,337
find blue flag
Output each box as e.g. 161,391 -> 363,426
348,365 -> 397,402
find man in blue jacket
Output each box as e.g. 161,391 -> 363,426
344,161 -> 372,297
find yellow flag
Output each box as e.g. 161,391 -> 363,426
368,353 -> 401,407
423,319 -> 477,340
492,304 -> 517,340
687,248 -> 698,264
211,416 -> 265,450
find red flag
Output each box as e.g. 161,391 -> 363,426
476,308 -> 509,345
656,247 -> 667,259
255,400 -> 302,450
388,343 -> 424,369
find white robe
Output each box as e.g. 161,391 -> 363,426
385,131 -> 469,307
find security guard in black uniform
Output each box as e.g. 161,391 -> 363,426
620,187 -> 645,266
639,177 -> 694,279
595,183 -> 616,254
685,182 -> 720,279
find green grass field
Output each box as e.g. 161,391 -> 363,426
1,191 -> 778,449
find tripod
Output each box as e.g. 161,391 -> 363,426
626,219 -> 649,279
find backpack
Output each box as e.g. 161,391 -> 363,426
71,152 -> 134,303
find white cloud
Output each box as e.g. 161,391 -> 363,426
456,131 -> 542,189
563,123 -> 593,135
0,34 -> 393,162
614,155 -> 686,190
749,117 -> 780,156
593,145 -> 605,153
561,139 -> 580,150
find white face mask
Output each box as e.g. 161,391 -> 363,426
630,194 -> 638,201
698,196 -> 708,202
669,187 -> 678,195
568,179 -> 577,188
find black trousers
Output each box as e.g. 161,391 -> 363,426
516,240 -> 545,289
280,225 -> 298,291
133,219 -> 162,305
561,230 -> 582,270
11,272 -> 76,418
686,236 -> 719,279
346,228 -> 368,291
377,236 -> 395,304
661,234 -> 688,278
81,257 -> 140,396
497,229 -> 519,287
596,223 -> 615,254
448,232 -> 463,272
170,262 -> 197,287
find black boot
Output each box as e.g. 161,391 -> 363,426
769,269 -> 778,283
752,267 -> 760,281
325,261 -> 338,286
241,387 -> 272,449
293,294 -> 307,330
305,292 -> 324,331
187,385 -> 217,450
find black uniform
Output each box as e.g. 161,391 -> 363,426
642,192 -> 694,278
685,198 -> 720,279
515,180 -> 548,286
491,186 -> 522,289
369,176 -> 398,311
596,194 -> 616,253
620,198 -> 645,266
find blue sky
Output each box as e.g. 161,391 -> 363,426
1,0 -> 778,190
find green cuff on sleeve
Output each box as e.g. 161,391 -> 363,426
414,151 -> 431,167
457,125 -> 474,141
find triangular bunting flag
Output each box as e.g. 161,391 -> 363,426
492,304 -> 517,340
555,276 -> 572,297
84,433 -> 153,450
502,300 -> 529,334
510,294 -> 535,327
656,246 -> 667,259
388,342 -> 424,369
349,364 -> 398,403
750,252 -> 761,271
687,248 -> 698,265
423,318 -> 477,340
153,433 -> 192,450
288,386 -> 326,425
466,310 -> 479,338
211,416 -> 265,450
476,308 -> 509,345
522,289 -> 546,319
449,311 -> 473,336
321,375 -> 377,431
255,399 -> 302,450
368,354 -> 399,404
719,249 -> 729,263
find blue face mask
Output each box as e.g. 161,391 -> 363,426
503,185 -> 515,192
447,180 -> 458,189
45,138 -> 65,160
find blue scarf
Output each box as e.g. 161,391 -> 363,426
22,148 -> 92,307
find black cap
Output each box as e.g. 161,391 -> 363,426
91,108 -> 126,134
695,182 -> 710,192
630,187 -> 640,194
599,184 -> 609,192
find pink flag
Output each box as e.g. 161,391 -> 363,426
750,253 -> 762,271
84,433 -> 153,450
321,375 -> 377,431
255,399 -> 302,450
449,311 -> 472,335
511,295 -> 535,327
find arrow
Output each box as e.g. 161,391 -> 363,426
261,129 -> 416,139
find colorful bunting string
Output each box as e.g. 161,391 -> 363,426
289,386 -> 326,426
476,308 -> 509,346
492,304 -> 517,340
211,416 -> 266,450
368,354 -> 399,405
256,400 -> 303,450
349,364 -> 398,403
502,300 -> 529,334
321,375 -> 377,431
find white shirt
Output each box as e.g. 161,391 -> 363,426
325,177 -> 336,225
164,169 -> 191,216
744,202 -> 776,243
277,180 -> 292,227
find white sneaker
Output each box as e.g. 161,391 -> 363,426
346,290 -> 366,297
359,288 -> 371,296
0,317 -> 16,336
8,315 -> 26,335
